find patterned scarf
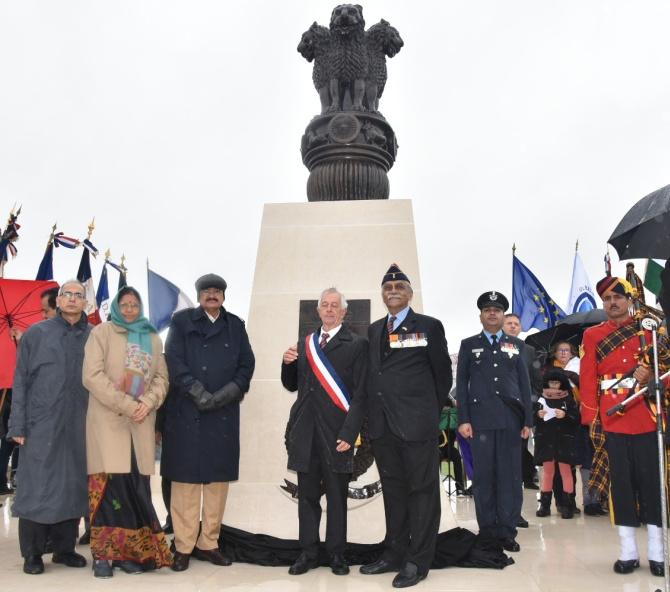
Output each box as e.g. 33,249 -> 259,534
110,292 -> 156,399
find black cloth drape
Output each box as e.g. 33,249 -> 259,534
218,525 -> 513,570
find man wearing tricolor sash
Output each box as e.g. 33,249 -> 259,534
580,276 -> 670,577
281,288 -> 368,577
360,264 -> 452,589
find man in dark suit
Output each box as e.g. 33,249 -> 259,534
281,288 -> 367,576
456,292 -> 532,552
360,264 -> 452,588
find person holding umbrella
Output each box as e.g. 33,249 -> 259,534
580,276 -> 670,577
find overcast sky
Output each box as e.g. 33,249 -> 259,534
1,1 -> 669,344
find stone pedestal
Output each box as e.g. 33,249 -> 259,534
224,199 -> 449,541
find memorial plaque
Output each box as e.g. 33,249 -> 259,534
298,299 -> 371,341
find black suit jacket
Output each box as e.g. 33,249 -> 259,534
366,308 -> 452,442
281,325 -> 368,474
456,332 -> 533,430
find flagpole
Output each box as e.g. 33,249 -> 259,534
512,243 -> 516,314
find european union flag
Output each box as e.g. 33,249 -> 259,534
512,255 -> 566,331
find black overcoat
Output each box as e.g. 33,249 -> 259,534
281,325 -> 367,474
161,306 -> 255,483
533,392 -> 580,465
366,309 -> 452,441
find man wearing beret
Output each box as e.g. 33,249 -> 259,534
581,276 -> 669,577
456,292 -> 532,553
161,274 -> 255,571
360,264 -> 452,588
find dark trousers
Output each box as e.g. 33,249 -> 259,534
297,441 -> 350,558
372,428 -> 440,573
18,517 -> 78,558
470,428 -> 522,540
605,431 -> 662,527
162,477 -> 172,522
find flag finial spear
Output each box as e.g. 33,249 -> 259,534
86,217 -> 95,240
512,243 -> 516,255
104,248 -> 111,261
120,254 -> 127,273
575,239 -> 579,252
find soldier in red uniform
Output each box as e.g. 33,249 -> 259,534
580,276 -> 667,577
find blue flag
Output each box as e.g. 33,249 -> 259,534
512,255 -> 566,331
147,267 -> 194,332
36,243 -> 54,281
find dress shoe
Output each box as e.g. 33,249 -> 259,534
613,558 -> 640,574
329,554 -> 349,575
649,560 -> 665,577
112,560 -> 144,574
517,516 -> 529,528
0,483 -> 14,495
392,562 -> 427,588
523,481 -> 539,490
360,557 -> 401,575
92,559 -> 113,578
78,530 -> 90,545
171,551 -> 190,572
23,555 -> 45,575
288,552 -> 319,575
52,551 -> 87,568
501,538 -> 520,553
192,547 -> 232,566
162,517 -> 174,534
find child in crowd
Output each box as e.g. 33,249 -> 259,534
534,369 -> 580,519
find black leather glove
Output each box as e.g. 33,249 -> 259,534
200,382 -> 243,411
187,380 -> 214,410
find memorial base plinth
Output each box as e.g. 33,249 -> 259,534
224,199 -> 451,541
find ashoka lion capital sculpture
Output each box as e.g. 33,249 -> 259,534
298,4 -> 403,201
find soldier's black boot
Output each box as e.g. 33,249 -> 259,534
536,492 -> 552,517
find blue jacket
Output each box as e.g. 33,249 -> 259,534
456,332 -> 532,430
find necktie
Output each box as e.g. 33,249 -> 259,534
491,334 -> 498,348
387,316 -> 396,334
320,332 -> 329,349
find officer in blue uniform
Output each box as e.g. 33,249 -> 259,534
456,291 -> 532,552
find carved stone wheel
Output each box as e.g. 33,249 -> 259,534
328,114 -> 361,144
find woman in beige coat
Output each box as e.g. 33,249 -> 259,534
83,286 -> 171,578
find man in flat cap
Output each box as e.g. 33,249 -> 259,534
581,276 -> 670,577
456,291 -> 532,553
360,264 -> 452,588
161,273 -> 255,571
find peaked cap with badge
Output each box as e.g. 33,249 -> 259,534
476,290 -> 509,312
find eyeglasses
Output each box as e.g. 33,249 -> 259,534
119,302 -> 140,310
556,348 -> 572,354
200,289 -> 223,296
60,291 -> 85,300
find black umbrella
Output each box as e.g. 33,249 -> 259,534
524,309 -> 607,361
608,184 -> 670,260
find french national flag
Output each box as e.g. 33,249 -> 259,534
147,266 -> 194,332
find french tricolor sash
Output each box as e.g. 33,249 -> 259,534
305,332 -> 351,412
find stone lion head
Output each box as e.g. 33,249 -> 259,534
330,4 -> 365,36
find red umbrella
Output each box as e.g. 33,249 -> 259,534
0,278 -> 59,388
